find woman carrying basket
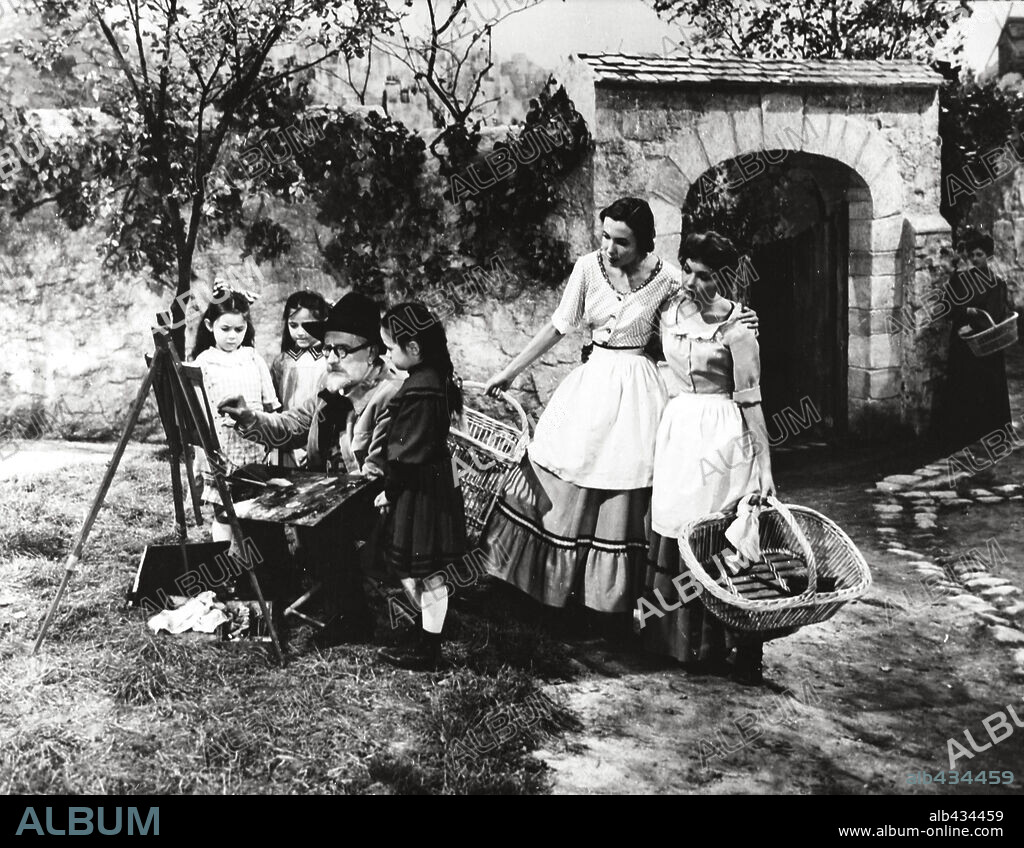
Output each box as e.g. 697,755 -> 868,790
938,229 -> 1016,450
643,231 -> 776,684
483,199 -> 756,629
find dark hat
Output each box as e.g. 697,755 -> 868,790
304,292 -> 383,345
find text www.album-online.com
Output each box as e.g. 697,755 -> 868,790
837,826 -> 1004,837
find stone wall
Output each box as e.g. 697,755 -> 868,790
0,152 -> 586,442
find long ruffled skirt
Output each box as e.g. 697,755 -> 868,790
481,348 -> 665,613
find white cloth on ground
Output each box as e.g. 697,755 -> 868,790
147,590 -> 228,635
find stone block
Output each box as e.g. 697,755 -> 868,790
662,127 -> 711,185
846,184 -> 872,204
870,275 -> 899,309
801,112 -> 832,157
848,200 -> 874,221
848,366 -> 870,399
867,367 -> 901,399
849,250 -> 899,277
849,307 -> 870,337
760,92 -> 805,152
833,117 -> 872,171
855,140 -> 897,188
650,156 -> 691,208
620,109 -> 669,141
871,308 -> 903,338
868,214 -> 905,253
871,168 -> 904,218
851,333 -> 900,369
731,101 -> 764,154
848,275 -> 872,310
696,109 -> 737,166
848,220 -> 872,255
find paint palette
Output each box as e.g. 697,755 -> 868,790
226,464 -> 376,526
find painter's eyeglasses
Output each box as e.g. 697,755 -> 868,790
323,342 -> 372,358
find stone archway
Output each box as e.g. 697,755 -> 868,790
562,54 -> 950,437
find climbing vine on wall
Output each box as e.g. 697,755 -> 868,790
297,78 -> 592,304
439,79 -> 592,286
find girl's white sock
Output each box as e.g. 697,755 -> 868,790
211,520 -> 233,543
421,591 -> 447,634
420,574 -> 448,634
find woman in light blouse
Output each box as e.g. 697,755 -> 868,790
643,231 -> 775,683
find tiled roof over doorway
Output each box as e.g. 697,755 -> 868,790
575,54 -> 942,88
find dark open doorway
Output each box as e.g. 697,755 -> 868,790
681,152 -> 851,445
750,202 -> 848,444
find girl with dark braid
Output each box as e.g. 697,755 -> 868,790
374,302 -> 467,670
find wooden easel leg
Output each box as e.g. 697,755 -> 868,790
33,360 -> 157,654
182,442 -> 203,525
169,451 -> 190,582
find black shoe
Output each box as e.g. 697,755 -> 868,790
378,632 -> 444,671
732,643 -> 764,686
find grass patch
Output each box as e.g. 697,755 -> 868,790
0,448 -> 585,794
368,667 -> 581,794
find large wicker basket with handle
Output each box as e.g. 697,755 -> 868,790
449,381 -> 530,545
959,309 -> 1019,357
678,495 -> 871,632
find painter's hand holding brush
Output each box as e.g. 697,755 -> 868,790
218,395 -> 256,428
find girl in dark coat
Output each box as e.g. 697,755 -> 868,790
375,302 -> 466,670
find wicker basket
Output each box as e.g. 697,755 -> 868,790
449,381 -> 530,545
959,310 -> 1019,357
679,496 -> 871,633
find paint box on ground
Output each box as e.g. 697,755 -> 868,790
127,542 -> 231,612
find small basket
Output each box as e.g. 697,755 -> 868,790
449,381 -> 530,545
959,310 -> 1019,357
679,496 -> 872,633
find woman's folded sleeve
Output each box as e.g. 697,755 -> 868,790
550,257 -> 587,334
726,322 -> 762,405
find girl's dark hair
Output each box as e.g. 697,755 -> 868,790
681,230 -> 739,274
191,293 -> 256,358
961,229 -> 994,257
382,302 -> 463,417
280,290 -> 329,352
599,197 -> 656,254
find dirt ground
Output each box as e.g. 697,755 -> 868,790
534,352 -> 1024,795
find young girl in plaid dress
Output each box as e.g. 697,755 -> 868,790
191,291 -> 280,543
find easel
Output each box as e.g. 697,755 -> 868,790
32,325 -> 285,663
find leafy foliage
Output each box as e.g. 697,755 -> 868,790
296,108 -> 452,300
441,79 -> 592,286
0,0 -> 394,351
652,0 -> 969,61
939,74 -> 1024,230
